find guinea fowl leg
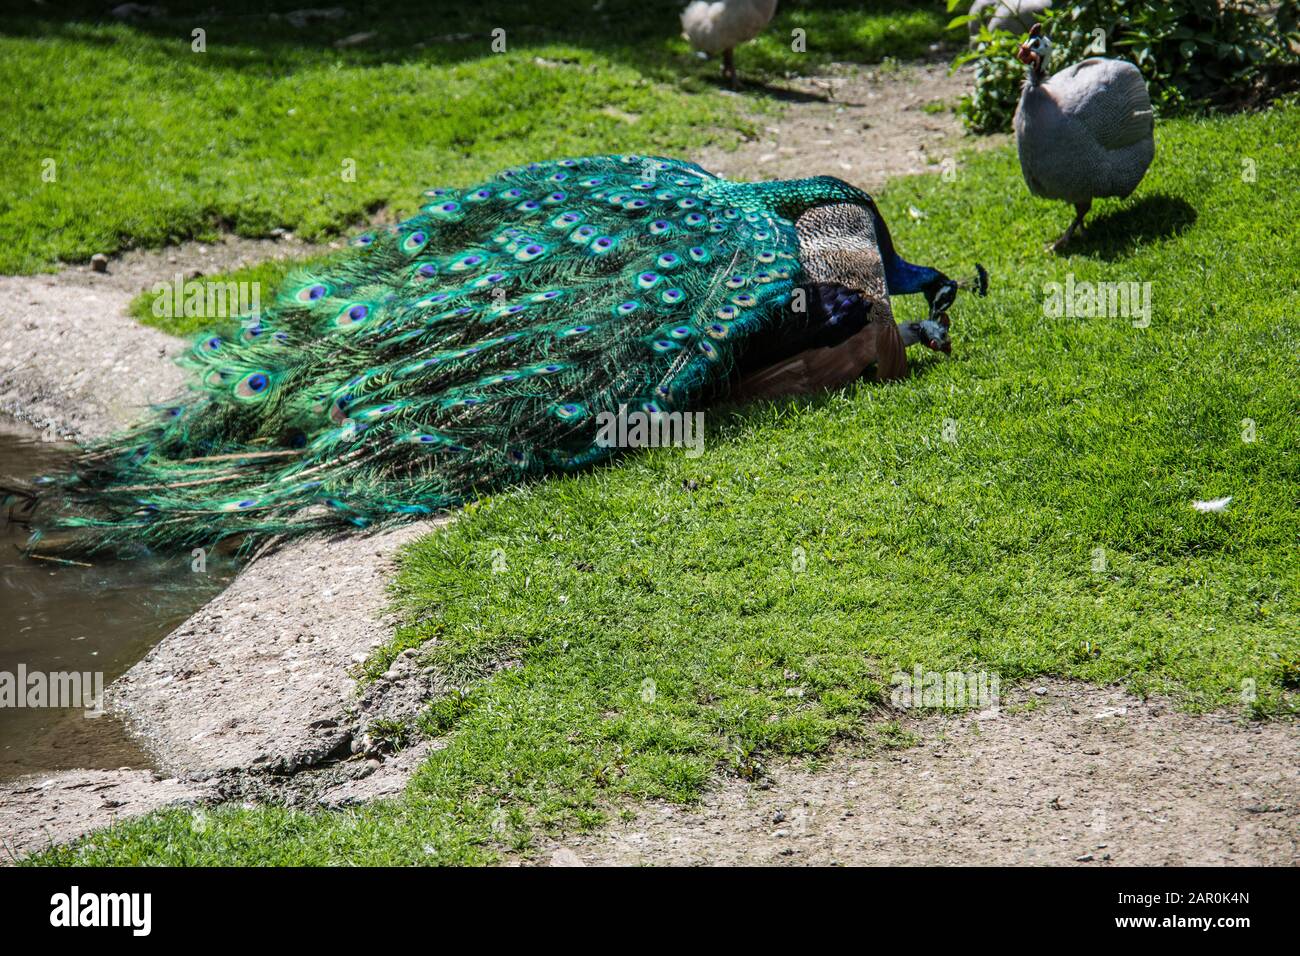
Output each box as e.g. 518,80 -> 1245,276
1050,200 -> 1092,252
722,48 -> 737,88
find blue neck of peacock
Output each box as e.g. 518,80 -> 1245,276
885,257 -> 944,298
864,203 -> 943,298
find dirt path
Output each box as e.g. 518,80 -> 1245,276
698,60 -> 999,189
0,770 -> 208,863
538,681 -> 1297,866
0,236 -> 320,439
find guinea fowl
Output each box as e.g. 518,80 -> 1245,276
24,156 -> 985,556
681,0 -> 777,86
1013,24 -> 1154,251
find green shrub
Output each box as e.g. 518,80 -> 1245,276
954,28 -> 1025,133
951,0 -> 1300,134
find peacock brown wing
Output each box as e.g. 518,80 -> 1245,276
797,201 -> 905,382
734,305 -> 905,400
794,201 -> 890,300
735,201 -> 905,398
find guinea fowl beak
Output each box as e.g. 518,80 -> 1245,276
1016,45 -> 1037,68
927,314 -> 951,354
931,337 -> 951,354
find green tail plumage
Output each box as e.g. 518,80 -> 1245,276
33,155 -> 871,555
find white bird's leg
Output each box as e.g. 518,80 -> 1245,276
1050,200 -> 1092,252
722,48 -> 737,87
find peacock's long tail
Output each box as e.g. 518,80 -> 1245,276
32,155 -> 895,556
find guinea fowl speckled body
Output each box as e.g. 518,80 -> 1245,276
27,155 -> 976,555
1013,25 -> 1154,249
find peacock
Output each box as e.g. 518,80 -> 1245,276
24,155 -> 986,557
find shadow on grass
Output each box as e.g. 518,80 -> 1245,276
1070,194 -> 1198,260
734,80 -> 833,104
722,356 -> 942,429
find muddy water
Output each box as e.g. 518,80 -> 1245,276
0,422 -> 232,782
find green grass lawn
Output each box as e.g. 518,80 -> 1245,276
34,104 -> 1298,866
1,0 -> 949,276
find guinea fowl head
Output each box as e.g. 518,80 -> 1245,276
1016,23 -> 1052,78
903,315 -> 951,355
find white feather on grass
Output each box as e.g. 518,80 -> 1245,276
1191,496 -> 1232,513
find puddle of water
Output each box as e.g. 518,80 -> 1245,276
0,421 -> 232,782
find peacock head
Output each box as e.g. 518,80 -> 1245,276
924,275 -> 958,323
1016,23 -> 1052,76
921,263 -> 987,324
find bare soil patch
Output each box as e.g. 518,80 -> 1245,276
0,235 -> 318,439
1,769 -> 208,862
535,681 -> 1298,866
698,60 -> 1005,190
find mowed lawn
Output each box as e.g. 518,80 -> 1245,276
35,104 -> 1299,865
0,0 -> 948,275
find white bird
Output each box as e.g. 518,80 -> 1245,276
681,0 -> 778,87
1012,24 -> 1155,251
968,0 -> 1053,40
